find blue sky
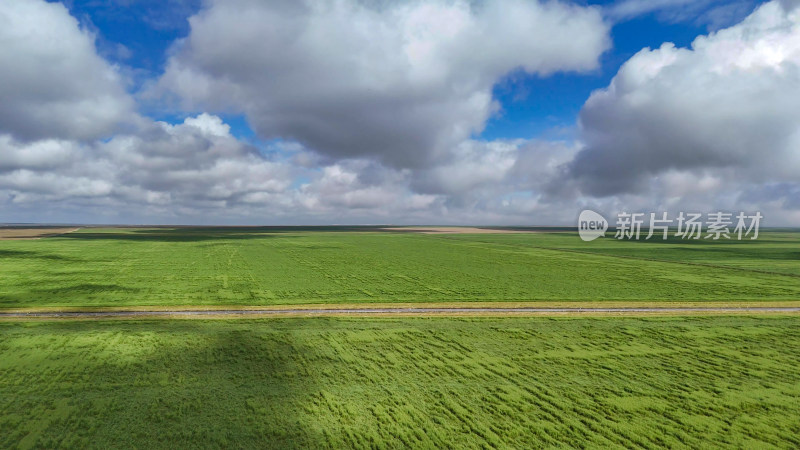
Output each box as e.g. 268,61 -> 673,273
2,0 -> 798,225
483,8 -> 728,140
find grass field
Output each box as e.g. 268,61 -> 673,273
2,228 -> 799,448
2,316 -> 799,448
0,227 -> 799,308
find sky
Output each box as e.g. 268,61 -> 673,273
1,0 -> 799,225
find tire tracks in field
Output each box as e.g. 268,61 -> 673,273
425,234 -> 800,280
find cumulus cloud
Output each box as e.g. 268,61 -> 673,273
0,114 -> 292,218
270,138 -> 580,224
0,0 -> 134,142
411,139 -> 577,200
0,136 -> 82,172
5,0 -> 800,226
411,140 -> 518,195
155,0 -> 609,168
102,115 -> 292,206
298,163 -> 405,212
569,0 -> 800,197
0,0 -> 615,225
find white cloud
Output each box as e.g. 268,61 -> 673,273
0,0 -> 613,225
182,113 -> 231,137
101,116 -> 293,206
608,0 -> 705,21
3,0 -> 800,226
0,136 -> 81,172
0,114 -> 292,218
412,140 -> 519,195
0,0 -> 134,142
569,1 -> 800,198
606,0 -> 761,29
154,0 -> 609,168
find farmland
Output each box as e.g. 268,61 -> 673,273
0,227 -> 799,309
2,316 -> 799,448
2,227 -> 800,449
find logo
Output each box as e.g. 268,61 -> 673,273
578,210 -> 608,241
576,210 -> 762,242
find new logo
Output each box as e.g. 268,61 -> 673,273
578,210 -> 608,241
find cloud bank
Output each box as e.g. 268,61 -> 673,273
2,0 -> 799,226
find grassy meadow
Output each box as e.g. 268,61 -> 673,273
2,228 -> 799,448
2,316 -> 799,448
0,227 -> 798,308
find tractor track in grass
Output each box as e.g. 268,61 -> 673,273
1,306 -> 800,319
425,234 -> 800,279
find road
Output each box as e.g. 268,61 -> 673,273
2,306 -> 800,319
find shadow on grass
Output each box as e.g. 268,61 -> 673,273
56,226 -> 388,242
1,320 -> 323,448
0,249 -> 82,262
671,246 -> 800,260
31,283 -> 142,295
55,226 -> 585,242
0,284 -> 143,307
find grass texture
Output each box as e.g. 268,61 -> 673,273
1,316 -> 799,448
0,228 -> 798,308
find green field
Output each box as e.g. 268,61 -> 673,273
0,227 -> 799,308
2,316 -> 799,448
2,228 -> 799,448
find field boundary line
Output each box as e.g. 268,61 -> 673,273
2,305 -> 800,320
4,301 -> 800,313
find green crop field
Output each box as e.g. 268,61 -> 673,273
2,228 -> 800,448
0,227 -> 799,308
2,316 -> 799,448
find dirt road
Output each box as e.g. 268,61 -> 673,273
2,306 -> 799,319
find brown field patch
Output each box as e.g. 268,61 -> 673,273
0,227 -> 80,240
378,226 -> 543,234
